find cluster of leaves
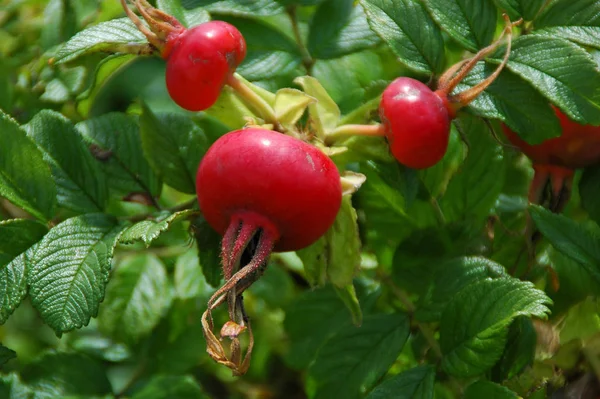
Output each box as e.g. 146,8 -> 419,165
1,0 -> 600,398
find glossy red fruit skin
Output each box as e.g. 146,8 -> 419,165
165,21 -> 246,111
196,128 -> 342,252
380,77 -> 451,169
502,107 -> 600,169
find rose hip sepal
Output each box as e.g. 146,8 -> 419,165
196,128 -> 342,375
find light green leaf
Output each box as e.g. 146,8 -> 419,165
98,253 -> 171,343
174,250 -> 213,301
53,18 -> 147,64
296,237 -> 327,287
204,85 -> 258,129
464,380 -> 519,399
309,313 -> 410,399
308,1 -> 380,59
27,214 -> 123,334
494,36 -> 600,125
25,110 -> 108,214
440,278 -> 551,377
131,375 -> 209,399
76,113 -> 162,199
140,105 -> 210,194
294,75 -> 340,139
273,88 -> 315,130
423,0 -> 497,51
0,344 -> 16,367
534,0 -> 600,49
0,110 -> 56,221
361,0 -> 445,74
189,215 -> 222,288
365,365 -> 435,399
442,115 -> 506,222
530,205 -> 600,284
456,63 -> 561,144
334,283 -> 362,326
325,197 -> 361,287
119,210 -> 196,247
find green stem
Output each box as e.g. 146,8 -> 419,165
226,74 -> 281,131
287,5 -> 314,74
325,124 -> 385,145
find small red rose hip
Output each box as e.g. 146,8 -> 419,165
380,77 -> 451,169
165,21 -> 246,111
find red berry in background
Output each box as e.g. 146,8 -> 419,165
197,128 -> 342,254
379,77 -> 451,169
164,21 -> 246,111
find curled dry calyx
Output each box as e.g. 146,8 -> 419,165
196,128 -> 343,375
326,14 -> 521,170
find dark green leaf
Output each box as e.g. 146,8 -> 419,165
0,344 -> 16,367
365,365 -> 435,399
308,1 -> 379,59
119,210 -> 195,247
309,313 -> 410,399
361,0 -> 445,75
334,283 -> 363,326
579,164 -> 600,225
0,253 -> 29,325
76,113 -> 162,199
494,36 -> 600,125
442,115 -> 506,222
220,16 -> 302,81
98,253 -> 171,343
440,278 -> 551,377
0,110 -> 56,221
363,161 -> 419,209
0,373 -> 33,399
464,380 -> 519,399
549,249 -> 600,314
456,63 -> 562,144
27,214 -> 123,334
248,260 -> 295,308
0,219 -> 47,259
156,0 -> 210,28
424,0 -> 497,51
491,316 -> 537,381
41,0 -> 77,50
21,352 -> 112,397
131,375 -> 209,399
140,106 -> 210,194
54,18 -> 147,64
284,286 -> 353,369
185,0 -> 285,16
530,205 -> 600,284
534,0 -> 600,49
25,110 -> 108,214
493,0 -> 546,21
189,215 -> 222,287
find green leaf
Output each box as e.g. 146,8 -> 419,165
284,286 -> 353,369
324,197 -> 361,287
491,316 -> 537,381
53,18 -> 147,64
365,365 -> 435,399
309,313 -> 410,399
464,380 -> 519,399
416,257 -> 507,322
140,105 -> 210,194
560,297 -> 600,343
442,116 -> 506,222
308,1 -> 379,59
296,236 -> 327,287
0,219 -> 48,259
334,283 -> 363,326
549,249 -> 600,314
27,214 -> 123,334
119,210 -> 195,247
25,110 -> 108,214
98,253 -> 171,343
423,0 -> 497,51
361,0 -> 445,75
493,0 -> 546,20
0,373 -> 32,399
131,375 -> 209,399
76,113 -> 162,199
363,161 -> 419,209
530,205 -> 600,284
21,352 -> 112,398
190,0 -> 284,16
579,164 -> 600,225
456,63 -> 562,144
0,253 -> 30,326
0,110 -> 56,221
174,249 -> 213,300
494,36 -> 600,125
0,344 -> 16,367
189,216 -> 222,287
220,16 -> 303,81
534,0 -> 600,49
294,76 -> 340,139
204,85 -> 258,130
156,0 -> 210,28
440,278 -> 551,377
273,88 -> 316,130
